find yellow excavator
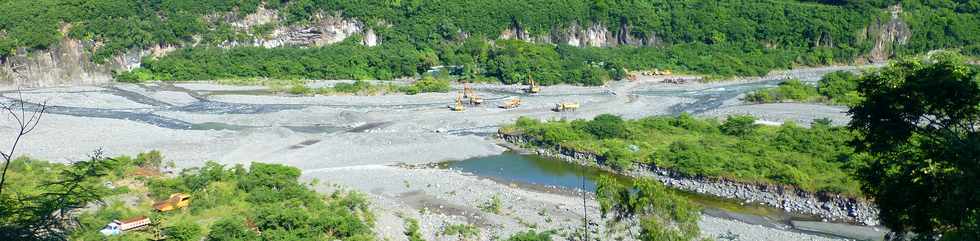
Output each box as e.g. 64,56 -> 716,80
463,83 -> 483,105
526,74 -> 540,94
553,101 -> 580,112
499,97 -> 522,109
449,92 -> 466,111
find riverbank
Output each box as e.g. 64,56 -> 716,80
497,132 -> 880,226
304,164 -> 858,241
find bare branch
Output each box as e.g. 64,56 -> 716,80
0,90 -> 48,197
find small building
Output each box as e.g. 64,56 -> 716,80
100,216 -> 151,236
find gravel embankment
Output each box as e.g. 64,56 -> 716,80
304,165 -> 852,241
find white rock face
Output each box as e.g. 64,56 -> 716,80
231,6 -> 279,29
504,21 -> 647,48
583,23 -> 610,47
362,28 -> 380,47
1,8 -> 383,87
866,4 -> 910,62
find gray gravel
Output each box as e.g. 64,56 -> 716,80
700,103 -> 851,126
0,65 -> 885,240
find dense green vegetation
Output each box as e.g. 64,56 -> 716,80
743,71 -> 862,105
502,114 -> 862,195
3,1 -> 977,84
898,0 -> 980,57
596,176 -> 701,241
0,154 -> 117,240
0,151 -> 377,241
503,230 -> 554,241
849,52 -> 979,240
279,78 -> 450,96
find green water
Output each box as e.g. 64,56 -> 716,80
447,152 -> 814,226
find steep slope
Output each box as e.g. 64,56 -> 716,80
0,0 -> 975,87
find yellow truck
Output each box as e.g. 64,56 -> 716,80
499,98 -> 522,109
153,193 -> 191,212
553,102 -> 580,112
463,84 -> 484,105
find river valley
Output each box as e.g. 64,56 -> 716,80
0,65 -> 885,241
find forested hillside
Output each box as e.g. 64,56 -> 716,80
1,0 -> 977,84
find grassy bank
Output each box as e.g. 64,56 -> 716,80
501,114 -> 864,196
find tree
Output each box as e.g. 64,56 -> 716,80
164,220 -> 203,241
720,115 -> 758,136
596,176 -> 701,241
0,151 -> 115,240
208,216 -> 259,241
583,114 -> 626,139
817,70 -> 860,105
848,52 -> 980,240
0,94 -> 47,196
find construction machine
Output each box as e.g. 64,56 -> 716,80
526,74 -> 540,94
153,193 -> 191,212
626,73 -> 638,81
553,102 -> 580,112
463,83 -> 483,105
499,97 -> 522,109
449,92 -> 466,111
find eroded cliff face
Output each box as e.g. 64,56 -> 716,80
499,21 -> 660,47
864,4 -> 911,62
1,39 -> 111,88
223,9 -> 380,48
0,7 -> 380,88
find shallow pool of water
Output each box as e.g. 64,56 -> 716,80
446,152 -> 819,228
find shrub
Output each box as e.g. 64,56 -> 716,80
720,115 -> 758,136
402,77 -> 451,95
404,218 -> 426,241
164,221 -> 203,241
478,195 -> 502,214
286,84 -> 313,95
505,230 -> 554,241
208,216 -> 259,241
440,223 -> 479,240
583,114 -> 626,139
744,79 -> 820,103
134,150 -> 163,168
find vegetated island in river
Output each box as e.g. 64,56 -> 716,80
497,114 -> 879,225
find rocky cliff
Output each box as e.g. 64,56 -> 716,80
498,20 -> 660,47
221,9 -> 380,48
865,4 -> 911,62
0,7 -> 378,89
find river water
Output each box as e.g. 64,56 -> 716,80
445,152 -> 883,239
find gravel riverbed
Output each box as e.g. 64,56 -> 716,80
0,65 -> 880,240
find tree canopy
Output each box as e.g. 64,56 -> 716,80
849,52 -> 980,240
